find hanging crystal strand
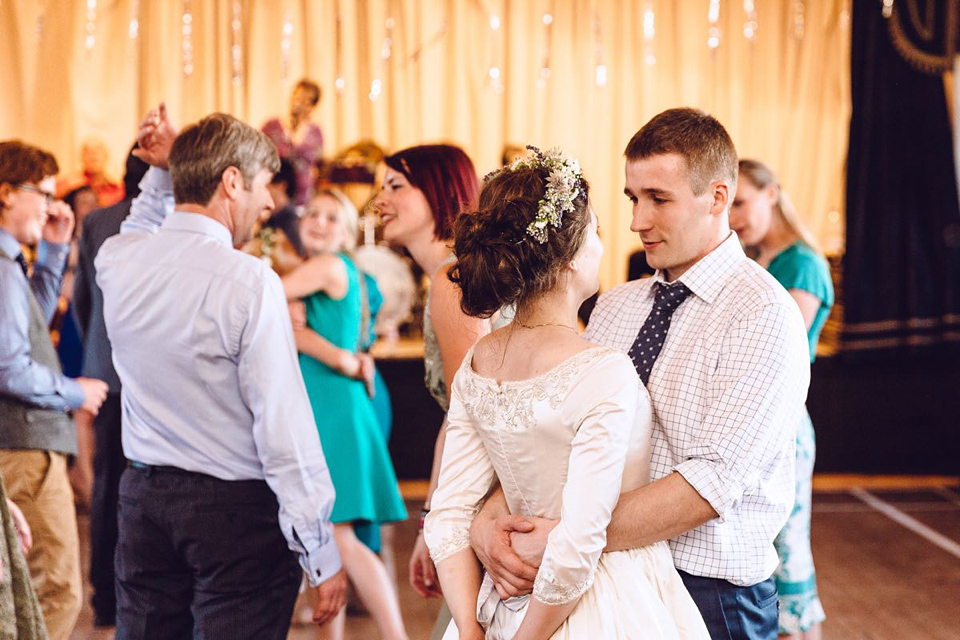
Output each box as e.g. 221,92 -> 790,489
129,0 -> 140,39
594,9 -> 607,86
793,0 -> 806,39
231,1 -> 243,86
743,0 -> 757,42
643,0 -> 656,65
281,10 -> 293,80
707,0 -> 721,51
36,1 -> 46,40
85,0 -> 97,51
538,4 -> 554,89
488,13 -> 504,94
182,0 -> 194,77
335,12 -> 345,93
370,15 -> 393,101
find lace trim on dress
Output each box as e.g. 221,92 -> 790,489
428,525 -> 472,564
533,566 -> 594,605
458,346 -> 617,432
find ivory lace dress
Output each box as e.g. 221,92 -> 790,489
424,346 -> 708,639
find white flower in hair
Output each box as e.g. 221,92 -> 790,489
486,146 -> 585,244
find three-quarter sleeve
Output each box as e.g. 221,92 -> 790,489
533,353 -> 640,605
424,371 -> 498,564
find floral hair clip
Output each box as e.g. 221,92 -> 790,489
485,145 -> 585,244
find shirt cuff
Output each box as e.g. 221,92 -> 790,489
301,536 -> 343,587
674,458 -> 742,523
35,240 -> 70,273
60,376 -> 86,410
143,166 -> 174,190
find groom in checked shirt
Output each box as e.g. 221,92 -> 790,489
96,105 -> 346,639
470,108 -> 810,639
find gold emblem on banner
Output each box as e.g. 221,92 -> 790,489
887,0 -> 959,74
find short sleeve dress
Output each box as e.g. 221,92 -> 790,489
298,254 -> 407,527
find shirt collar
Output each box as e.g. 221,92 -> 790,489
652,231 -> 746,305
161,211 -> 234,247
0,228 -> 22,260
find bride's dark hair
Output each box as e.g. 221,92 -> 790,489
449,166 -> 590,318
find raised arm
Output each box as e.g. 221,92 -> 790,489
30,201 -> 74,319
120,103 -> 177,235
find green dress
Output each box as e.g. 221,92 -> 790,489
299,254 -> 407,527
766,241 -> 833,633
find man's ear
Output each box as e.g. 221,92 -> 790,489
221,166 -> 244,200
710,180 -> 730,217
0,183 -> 13,209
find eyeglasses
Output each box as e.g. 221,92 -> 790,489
16,183 -> 56,205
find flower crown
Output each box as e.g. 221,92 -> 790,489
485,145 -> 585,244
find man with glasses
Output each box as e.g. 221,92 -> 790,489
0,140 -> 108,640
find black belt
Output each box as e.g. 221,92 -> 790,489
128,460 -> 195,475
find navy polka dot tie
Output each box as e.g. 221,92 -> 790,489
14,252 -> 29,277
628,281 -> 692,385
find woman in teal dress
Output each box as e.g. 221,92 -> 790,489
731,159 -> 834,640
281,188 -> 408,640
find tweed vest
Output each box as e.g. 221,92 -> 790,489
0,248 -> 77,455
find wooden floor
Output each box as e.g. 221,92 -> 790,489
70,479 -> 960,640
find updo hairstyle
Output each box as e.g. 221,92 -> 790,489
449,166 -> 590,318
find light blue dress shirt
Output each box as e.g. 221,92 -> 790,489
95,167 -> 342,585
0,228 -> 85,410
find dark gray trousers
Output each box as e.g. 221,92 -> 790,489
115,464 -> 301,640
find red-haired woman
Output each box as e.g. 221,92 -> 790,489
373,144 -> 498,638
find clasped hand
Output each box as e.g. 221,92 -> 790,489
469,511 -> 558,600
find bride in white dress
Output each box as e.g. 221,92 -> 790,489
423,148 -> 708,640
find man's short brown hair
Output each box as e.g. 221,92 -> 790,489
169,113 -> 280,206
624,107 -> 737,195
0,140 -> 59,187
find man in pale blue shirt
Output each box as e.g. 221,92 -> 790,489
0,140 -> 109,640
95,105 -> 345,639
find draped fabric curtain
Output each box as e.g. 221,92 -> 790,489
0,0 -> 851,288
843,0 -> 960,351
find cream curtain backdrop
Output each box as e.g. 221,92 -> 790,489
0,0 -> 850,288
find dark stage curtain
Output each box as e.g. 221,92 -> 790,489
843,0 -> 960,353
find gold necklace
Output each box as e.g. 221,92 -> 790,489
513,319 -> 578,333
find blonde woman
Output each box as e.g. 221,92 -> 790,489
731,159 -> 834,640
